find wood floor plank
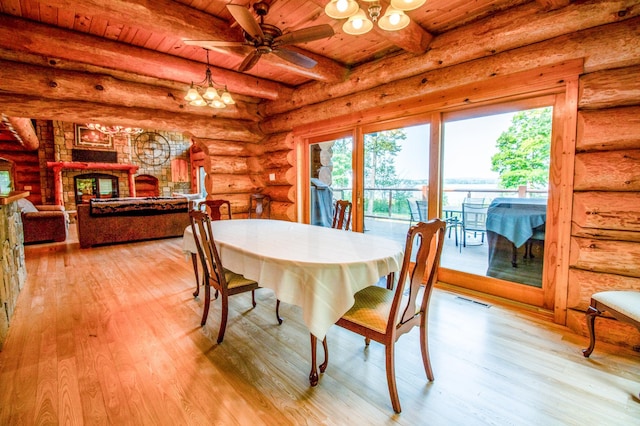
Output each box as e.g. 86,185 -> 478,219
0,230 -> 638,425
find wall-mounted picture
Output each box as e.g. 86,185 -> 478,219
75,125 -> 113,148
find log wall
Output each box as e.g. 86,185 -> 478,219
253,19 -> 640,348
566,64 -> 640,348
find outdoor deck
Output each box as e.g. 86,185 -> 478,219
364,217 -> 488,276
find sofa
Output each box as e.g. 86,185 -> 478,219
18,198 -> 69,244
77,197 -> 190,248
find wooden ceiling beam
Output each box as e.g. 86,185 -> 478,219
265,0 -> 640,116
0,15 -> 286,101
36,0 -> 348,83
0,59 -> 262,122
0,94 -> 263,142
0,116 -> 39,150
372,20 -> 434,55
536,0 -> 573,10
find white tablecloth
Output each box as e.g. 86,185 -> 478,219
183,219 -> 404,339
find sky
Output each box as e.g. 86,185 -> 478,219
394,112 -> 516,181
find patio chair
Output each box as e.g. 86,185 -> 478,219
460,198 -> 488,250
333,218 -> 447,413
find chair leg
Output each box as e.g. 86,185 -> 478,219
251,289 -> 256,307
200,280 -> 211,327
420,322 -> 434,381
276,299 -> 283,325
217,293 -> 229,344
583,305 -> 601,357
385,343 -> 401,413
191,253 -> 200,297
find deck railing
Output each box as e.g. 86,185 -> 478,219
333,185 -> 547,221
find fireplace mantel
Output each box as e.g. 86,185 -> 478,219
47,161 -> 139,205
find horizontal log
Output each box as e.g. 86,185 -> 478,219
572,224 -> 640,243
206,173 -> 260,195
260,150 -> 294,170
569,236 -> 640,278
259,170 -> 294,186
4,117 -> 39,150
265,0 -> 640,116
574,150 -> 640,191
567,268 -> 640,310
566,308 -> 640,349
576,106 -> 640,152
193,139 -> 260,157
273,60 -> 581,135
263,185 -> 295,203
579,65 -> 640,109
270,201 -> 295,222
206,157 -> 249,175
0,94 -> 263,142
0,15 -> 285,101
260,132 -> 295,153
572,192 -> 640,232
0,59 -> 261,122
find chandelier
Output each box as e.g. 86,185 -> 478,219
184,50 -> 235,109
325,0 -> 425,35
86,123 -> 144,137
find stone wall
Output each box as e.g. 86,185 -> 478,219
0,199 -> 26,349
40,121 -> 192,210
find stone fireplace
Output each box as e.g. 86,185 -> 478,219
74,172 -> 120,204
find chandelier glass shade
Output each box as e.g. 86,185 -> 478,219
184,50 -> 235,109
325,0 -> 424,34
86,123 -> 144,137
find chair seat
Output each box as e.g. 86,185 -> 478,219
342,286 -> 394,333
593,291 -> 640,323
224,269 -> 257,289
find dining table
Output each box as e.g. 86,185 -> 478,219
182,219 -> 404,386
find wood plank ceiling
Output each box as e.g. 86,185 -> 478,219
0,0 -> 571,142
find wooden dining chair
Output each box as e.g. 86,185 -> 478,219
191,199 -> 232,297
189,209 -> 282,343
332,199 -> 352,230
249,193 -> 270,219
197,199 -> 232,220
333,218 -> 447,413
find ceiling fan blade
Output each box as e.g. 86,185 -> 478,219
183,40 -> 247,48
227,4 -> 264,41
273,25 -> 334,47
238,50 -> 263,72
273,49 -> 318,69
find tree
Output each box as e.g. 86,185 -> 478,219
491,107 -> 552,189
363,130 -> 405,188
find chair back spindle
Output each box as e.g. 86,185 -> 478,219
332,200 -> 352,230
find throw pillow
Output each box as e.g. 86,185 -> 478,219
17,198 -> 38,213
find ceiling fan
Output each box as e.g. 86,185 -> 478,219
184,2 -> 335,72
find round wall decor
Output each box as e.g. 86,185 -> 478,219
134,132 -> 171,166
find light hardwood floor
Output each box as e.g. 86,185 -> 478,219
1,226 -> 639,425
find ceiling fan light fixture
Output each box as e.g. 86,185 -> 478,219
378,6 -> 410,31
325,0 -> 359,19
390,0 -> 426,11
343,9 -> 373,35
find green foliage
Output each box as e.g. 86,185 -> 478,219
331,138 -> 352,188
364,130 -> 405,188
491,107 -> 551,189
